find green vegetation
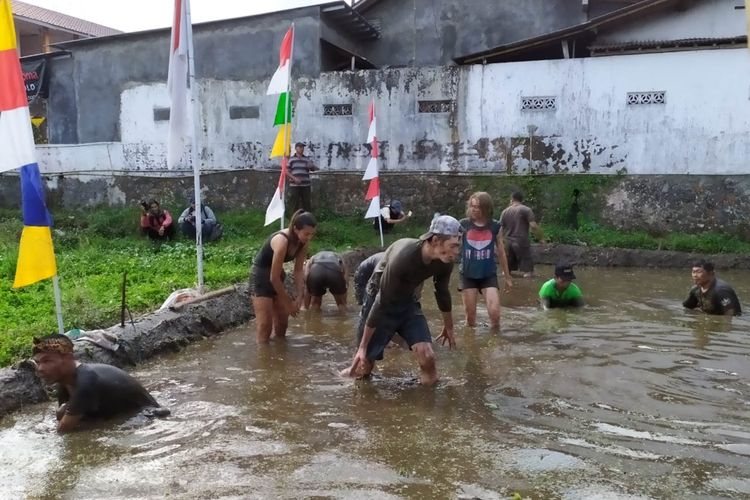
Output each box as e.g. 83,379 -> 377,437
1,202 -> 748,367
0,207 -> 404,367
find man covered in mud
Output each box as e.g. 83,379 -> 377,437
683,260 -> 742,316
341,215 -> 461,386
352,251 -> 385,306
32,334 -> 168,433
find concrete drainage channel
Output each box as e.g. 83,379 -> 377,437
1,245 -> 748,418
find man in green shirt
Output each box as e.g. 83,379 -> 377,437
539,264 -> 584,309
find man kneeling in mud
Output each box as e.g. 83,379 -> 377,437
341,215 -> 461,385
32,334 -> 168,433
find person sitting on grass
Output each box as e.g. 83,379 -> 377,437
539,264 -> 584,310
178,194 -> 222,242
139,199 -> 175,241
32,334 -> 169,433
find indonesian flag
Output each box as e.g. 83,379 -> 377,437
166,0 -> 193,170
267,26 -> 293,95
265,156 -> 287,226
363,100 -> 380,219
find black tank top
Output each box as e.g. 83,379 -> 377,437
253,231 -> 302,268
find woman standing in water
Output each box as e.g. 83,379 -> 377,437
250,210 -> 317,343
459,192 -> 512,328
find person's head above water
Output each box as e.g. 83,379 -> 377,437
467,191 -> 493,222
32,334 -> 76,385
419,214 -> 462,264
288,209 -> 317,245
554,263 -> 576,290
691,259 -> 715,287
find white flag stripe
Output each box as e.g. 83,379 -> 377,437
266,62 -> 290,95
362,157 -> 378,180
364,195 -> 380,219
264,187 -> 285,226
0,107 -> 36,173
167,0 -> 193,170
366,116 -> 377,143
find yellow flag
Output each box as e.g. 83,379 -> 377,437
270,124 -> 291,158
13,226 -> 57,288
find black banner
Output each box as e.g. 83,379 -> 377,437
21,59 -> 48,104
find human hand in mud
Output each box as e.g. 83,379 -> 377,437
286,297 -> 300,317
503,277 -> 513,293
436,326 -> 456,350
345,348 -> 369,377
56,403 -> 67,421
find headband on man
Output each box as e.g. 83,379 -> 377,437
32,335 -> 74,355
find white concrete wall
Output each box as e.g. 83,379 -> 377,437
36,48 -> 750,176
598,0 -> 746,43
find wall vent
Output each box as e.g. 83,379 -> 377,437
323,103 -> 353,116
153,107 -> 170,121
520,96 -> 557,111
627,91 -> 666,105
418,99 -> 453,113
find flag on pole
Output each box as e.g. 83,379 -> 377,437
265,156 -> 287,226
0,0 -> 35,175
265,25 -> 295,226
363,100 -> 381,219
0,0 -> 58,286
166,0 -> 193,170
14,164 -> 57,287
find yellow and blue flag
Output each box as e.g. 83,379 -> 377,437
0,0 -> 58,287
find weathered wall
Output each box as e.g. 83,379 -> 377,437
1,171 -> 749,238
48,6 -> 324,144
33,48 -> 750,175
355,0 -> 588,66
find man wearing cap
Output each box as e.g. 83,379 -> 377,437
178,194 -> 221,241
683,260 -> 742,316
32,334 -> 168,433
287,142 -> 318,212
376,199 -> 411,233
538,264 -> 584,309
341,215 -> 462,386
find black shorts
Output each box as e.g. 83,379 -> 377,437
249,266 -> 285,298
306,263 -> 347,296
458,274 -> 499,291
356,294 -> 432,362
506,240 -> 533,273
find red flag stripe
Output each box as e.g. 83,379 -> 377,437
365,177 -> 379,200
171,0 -> 182,52
279,26 -> 293,66
368,100 -> 375,123
278,156 -> 288,191
0,49 -> 27,112
371,140 -> 379,159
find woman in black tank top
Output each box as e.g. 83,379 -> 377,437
250,210 -> 317,343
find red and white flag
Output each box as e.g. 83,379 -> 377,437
267,26 -> 293,95
363,100 -> 380,219
166,0 -> 193,170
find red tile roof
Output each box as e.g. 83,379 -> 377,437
12,0 -> 122,37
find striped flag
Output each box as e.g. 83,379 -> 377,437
166,0 -> 193,170
0,0 -> 58,287
265,25 -> 294,226
363,100 -> 380,219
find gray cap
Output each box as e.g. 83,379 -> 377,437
419,214 -> 461,241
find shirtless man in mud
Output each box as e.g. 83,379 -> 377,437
32,334 -> 168,433
340,215 -> 461,386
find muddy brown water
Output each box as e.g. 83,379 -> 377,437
2,266 -> 749,499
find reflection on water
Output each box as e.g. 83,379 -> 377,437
2,266 -> 749,498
